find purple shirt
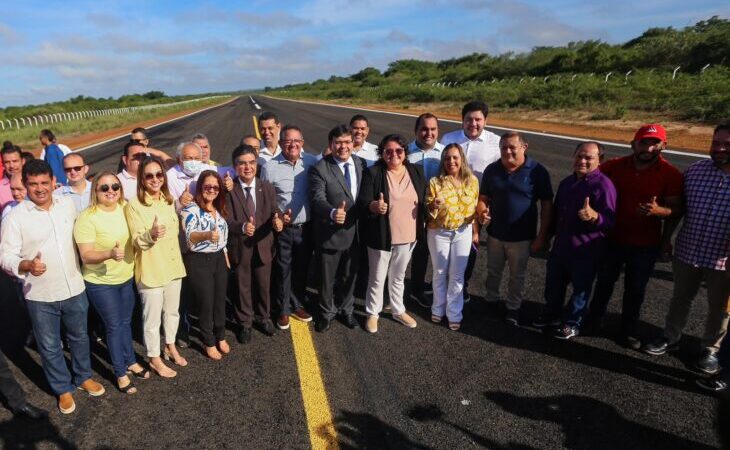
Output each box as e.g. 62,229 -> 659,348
551,170 -> 617,259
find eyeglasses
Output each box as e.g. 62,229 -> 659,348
384,148 -> 405,156
63,165 -> 85,173
98,183 -> 121,193
202,185 -> 220,192
144,171 -> 165,181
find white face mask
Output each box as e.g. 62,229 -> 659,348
182,160 -> 202,177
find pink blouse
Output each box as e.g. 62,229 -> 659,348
387,169 -> 418,245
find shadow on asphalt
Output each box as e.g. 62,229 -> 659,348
333,410 -> 435,450
0,415 -> 77,450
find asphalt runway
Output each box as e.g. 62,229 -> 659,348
0,95 -> 721,449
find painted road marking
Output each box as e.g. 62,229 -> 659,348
252,115 -> 261,140
290,320 -> 339,450
260,95 -> 708,159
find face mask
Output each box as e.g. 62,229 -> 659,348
182,160 -> 202,177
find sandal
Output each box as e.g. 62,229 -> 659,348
449,322 -> 461,331
117,378 -> 137,395
127,366 -> 151,380
431,314 -> 442,323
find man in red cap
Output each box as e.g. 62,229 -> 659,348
586,124 -> 683,349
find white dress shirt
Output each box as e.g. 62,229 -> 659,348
440,129 -> 500,183
53,181 -> 92,213
238,177 -> 258,232
118,169 -> 138,201
0,196 -> 85,302
354,141 -> 379,167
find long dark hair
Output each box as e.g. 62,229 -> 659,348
136,156 -> 173,205
194,170 -> 227,218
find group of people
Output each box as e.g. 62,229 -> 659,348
0,101 -> 728,420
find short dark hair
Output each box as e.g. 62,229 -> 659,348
328,125 -> 351,143
123,140 -> 146,157
21,151 -> 35,162
461,101 -> 489,119
258,111 -> 279,124
1,145 -> 22,158
349,114 -> 368,126
22,159 -> 53,183
280,124 -> 303,140
376,134 -> 409,158
574,141 -> 606,161
231,144 -> 257,164
2,140 -> 13,150
240,134 -> 259,145
500,131 -> 527,146
414,113 -> 438,132
39,129 -> 56,141
714,122 -> 730,135
194,170 -> 227,218
131,127 -> 147,136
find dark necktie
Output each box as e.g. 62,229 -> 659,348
244,186 -> 255,217
343,163 -> 352,197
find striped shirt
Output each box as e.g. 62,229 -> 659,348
674,160 -> 730,270
181,204 -> 229,253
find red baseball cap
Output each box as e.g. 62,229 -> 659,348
633,124 -> 666,142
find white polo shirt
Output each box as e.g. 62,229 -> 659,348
440,129 -> 500,183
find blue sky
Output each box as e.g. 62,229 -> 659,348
0,0 -> 728,107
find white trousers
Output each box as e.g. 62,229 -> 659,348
485,236 -> 530,310
137,278 -> 182,358
365,243 -> 415,317
427,225 -> 471,323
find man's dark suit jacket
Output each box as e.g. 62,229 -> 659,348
309,154 -> 367,251
225,178 -> 277,267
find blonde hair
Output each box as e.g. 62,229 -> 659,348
88,171 -> 125,211
438,143 -> 474,184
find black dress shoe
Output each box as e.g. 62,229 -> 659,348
236,327 -> 252,344
315,318 -> 331,333
15,403 -> 48,420
261,321 -> 276,337
340,314 -> 358,329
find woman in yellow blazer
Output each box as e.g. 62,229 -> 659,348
125,156 -> 187,378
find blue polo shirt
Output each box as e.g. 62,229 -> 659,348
480,157 -> 553,242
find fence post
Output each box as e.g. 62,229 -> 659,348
672,66 -> 681,80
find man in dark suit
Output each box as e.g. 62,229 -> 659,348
225,144 -> 283,343
309,125 -> 366,332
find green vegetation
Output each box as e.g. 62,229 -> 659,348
267,17 -> 730,122
3,96 -> 233,150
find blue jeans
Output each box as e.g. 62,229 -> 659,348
544,253 -> 599,327
26,292 -> 93,396
85,278 -> 137,378
589,245 -> 658,336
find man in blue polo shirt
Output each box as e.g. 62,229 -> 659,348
477,131 -> 553,325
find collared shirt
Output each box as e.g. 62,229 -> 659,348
480,157 -> 553,242
258,143 -> 282,166
166,164 -> 215,210
39,143 -> 72,160
1,200 -> 21,223
600,155 -> 683,247
552,170 -> 617,259
118,169 -> 137,201
260,152 -> 317,225
335,156 -> 358,200
238,177 -> 258,211
0,196 -> 85,302
181,204 -> 229,253
407,141 -> 445,181
426,175 -> 479,230
440,129 -> 500,183
0,177 -> 12,213
674,160 -> 730,270
54,181 -> 92,213
354,141 -> 379,167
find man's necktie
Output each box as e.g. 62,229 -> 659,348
344,163 -> 352,197
244,186 -> 255,217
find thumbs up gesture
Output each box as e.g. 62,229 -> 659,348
110,241 -> 125,261
180,183 -> 193,206
637,196 -> 662,217
151,215 -> 166,240
29,252 -> 46,276
224,172 -> 234,192
433,196 -> 445,211
209,228 -> 220,243
282,208 -> 293,225
272,212 -> 283,232
478,204 -> 491,225
334,200 -> 347,224
578,197 -> 598,222
244,215 -> 256,236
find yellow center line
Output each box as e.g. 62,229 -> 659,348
252,115 -> 261,140
290,319 -> 339,450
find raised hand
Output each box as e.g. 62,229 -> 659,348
334,201 -> 347,225
224,172 -> 234,192
179,183 -> 194,206
110,241 -> 125,261
29,252 -> 46,276
578,197 -> 598,222
282,208 -> 293,225
151,215 -> 166,241
433,196 -> 445,211
244,216 -> 256,237
272,212 -> 283,232
209,228 -> 220,243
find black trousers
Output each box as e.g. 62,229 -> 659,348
317,240 -> 359,320
274,224 -> 313,315
410,237 -> 430,295
186,251 -> 228,347
0,350 -> 26,412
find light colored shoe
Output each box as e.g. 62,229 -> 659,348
394,312 -> 417,328
431,314 -> 442,323
58,392 -> 75,414
449,322 -> 461,331
365,315 -> 378,334
78,379 -> 105,396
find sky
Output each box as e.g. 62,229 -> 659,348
0,0 -> 728,107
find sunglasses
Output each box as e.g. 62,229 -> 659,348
64,165 -> 85,173
144,171 -> 165,181
98,183 -> 121,193
202,185 -> 220,192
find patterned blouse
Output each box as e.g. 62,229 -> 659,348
181,204 -> 229,253
426,174 -> 479,230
